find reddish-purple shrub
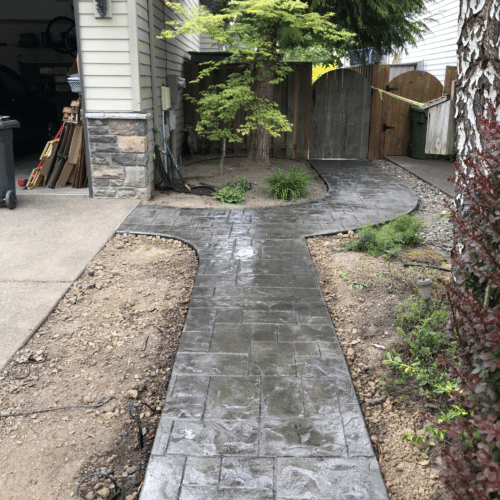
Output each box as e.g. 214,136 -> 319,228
439,101 -> 500,499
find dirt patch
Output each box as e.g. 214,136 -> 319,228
145,156 -> 328,208
0,235 -> 197,500
307,234 -> 448,500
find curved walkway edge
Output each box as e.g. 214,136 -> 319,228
117,160 -> 418,500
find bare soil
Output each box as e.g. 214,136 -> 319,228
0,235 -> 197,500
308,234 -> 448,500
1,158 -> 448,500
146,156 -> 328,208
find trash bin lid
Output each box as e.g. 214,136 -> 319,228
0,116 -> 20,129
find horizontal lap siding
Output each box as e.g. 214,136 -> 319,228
396,0 -> 459,84
164,0 -> 200,156
78,0 -> 134,112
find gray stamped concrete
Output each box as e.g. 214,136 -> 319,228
117,160 -> 418,500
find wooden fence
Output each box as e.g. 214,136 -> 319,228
183,62 -> 312,159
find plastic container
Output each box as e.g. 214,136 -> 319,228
67,74 -> 82,93
408,106 -> 439,160
0,116 -> 20,209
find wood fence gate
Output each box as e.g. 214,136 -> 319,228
309,69 -> 371,158
184,62 -> 312,159
368,69 -> 443,158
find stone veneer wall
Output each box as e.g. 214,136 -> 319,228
86,113 -> 153,199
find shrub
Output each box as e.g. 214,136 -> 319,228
347,213 -> 423,257
213,186 -> 246,204
227,177 -> 251,193
265,165 -> 313,201
435,102 -> 500,499
383,299 -> 456,396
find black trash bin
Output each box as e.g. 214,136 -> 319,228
0,116 -> 20,209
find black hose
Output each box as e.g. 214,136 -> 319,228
403,262 -> 451,272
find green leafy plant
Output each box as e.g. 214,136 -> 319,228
265,165 -> 313,201
347,213 -> 424,257
382,299 -> 456,396
227,177 -> 251,193
213,186 -> 246,204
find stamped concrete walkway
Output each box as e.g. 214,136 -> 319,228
117,160 -> 418,500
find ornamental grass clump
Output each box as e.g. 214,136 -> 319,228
265,165 -> 313,201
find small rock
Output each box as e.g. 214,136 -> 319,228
103,412 -> 115,421
86,492 -> 95,500
368,397 -> 385,405
358,363 -> 369,371
97,487 -> 110,498
88,270 -> 95,277
127,390 -> 139,399
346,348 -> 355,357
127,465 -> 138,474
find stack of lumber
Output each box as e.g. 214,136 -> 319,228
26,99 -> 87,190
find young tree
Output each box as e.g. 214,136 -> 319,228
161,0 -> 353,163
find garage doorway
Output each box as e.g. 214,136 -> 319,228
0,0 -> 88,196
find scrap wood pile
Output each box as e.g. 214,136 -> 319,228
26,99 -> 87,190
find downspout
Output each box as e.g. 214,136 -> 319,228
72,0 -> 93,198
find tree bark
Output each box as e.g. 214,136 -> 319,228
248,59 -> 275,164
220,136 -> 226,176
456,0 -> 500,163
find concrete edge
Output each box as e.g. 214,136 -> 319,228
383,155 -> 454,199
1,201 -> 140,371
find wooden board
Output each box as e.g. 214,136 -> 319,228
444,66 -> 457,95
381,71 -> 443,156
368,65 -> 390,160
426,83 -> 456,155
309,69 -> 371,158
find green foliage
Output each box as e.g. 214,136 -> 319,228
213,186 -> 246,204
308,0 -> 430,57
161,0 -> 354,156
265,165 -> 313,201
347,213 -> 423,257
227,177 -> 251,192
213,176 -> 251,204
403,406 -> 471,450
382,299 -> 456,396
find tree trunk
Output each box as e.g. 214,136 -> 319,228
220,136 -> 226,176
456,0 -> 500,164
248,59 -> 275,164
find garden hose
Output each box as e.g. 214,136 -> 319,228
153,127 -> 190,191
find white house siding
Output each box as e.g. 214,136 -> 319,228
78,0 -> 136,112
394,0 -> 460,84
200,33 -> 223,51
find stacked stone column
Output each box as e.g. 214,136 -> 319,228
86,113 -> 153,199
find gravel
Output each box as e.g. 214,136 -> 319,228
372,159 -> 454,258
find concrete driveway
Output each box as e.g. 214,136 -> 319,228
0,191 -> 138,370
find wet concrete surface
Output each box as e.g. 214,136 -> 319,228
117,160 -> 418,499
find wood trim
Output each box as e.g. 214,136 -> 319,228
127,0 -> 141,111
367,65 -> 390,160
444,66 -> 457,95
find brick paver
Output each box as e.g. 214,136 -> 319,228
117,160 -> 418,499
